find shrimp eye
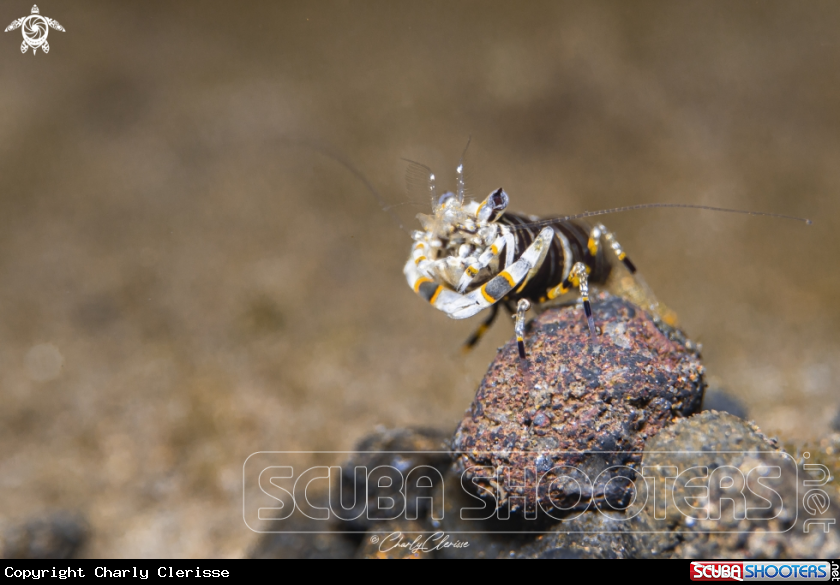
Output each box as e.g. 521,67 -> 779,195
488,188 -> 508,209
477,188 -> 509,222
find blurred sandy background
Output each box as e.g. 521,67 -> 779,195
0,0 -> 838,557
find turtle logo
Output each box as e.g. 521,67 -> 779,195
5,5 -> 64,55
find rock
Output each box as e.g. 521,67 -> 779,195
356,520 -> 434,559
249,524 -> 358,559
336,427 -> 451,532
246,470 -> 360,559
249,426 -> 450,558
1,513 -> 89,559
247,413 -> 840,559
641,411 -> 840,559
441,412 -> 840,559
810,433 -> 840,504
435,466 -> 552,559
436,460 -> 666,559
512,511 -> 648,559
452,292 -> 705,517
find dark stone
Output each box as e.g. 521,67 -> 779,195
337,427 -> 450,532
356,520 -> 442,559
245,412 -> 840,559
514,511 -> 649,559
537,547 -> 583,559
452,292 -> 705,516
249,427 -> 450,558
249,524 -> 358,560
641,411 -> 840,559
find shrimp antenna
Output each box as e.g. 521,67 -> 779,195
281,138 -> 408,233
402,158 -> 437,212
509,203 -> 813,230
456,136 -> 471,205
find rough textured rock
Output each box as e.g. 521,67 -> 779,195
452,292 -> 705,516
513,511 -> 649,559
810,433 -> 840,505
642,411 -> 840,559
248,418 -> 840,558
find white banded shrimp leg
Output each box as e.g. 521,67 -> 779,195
404,226 -> 554,322
588,223 -> 677,325
409,235 -> 437,277
544,223 -> 639,340
461,303 -> 499,353
547,262 -> 596,339
514,299 -> 531,359
588,223 -> 637,274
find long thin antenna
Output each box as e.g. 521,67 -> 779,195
507,202 -> 813,231
402,158 -> 437,212
456,136 -> 471,205
284,139 -> 408,233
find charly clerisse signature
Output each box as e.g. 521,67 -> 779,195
376,531 -> 470,554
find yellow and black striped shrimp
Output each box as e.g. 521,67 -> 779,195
289,139 -> 811,360
402,156 -> 812,359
